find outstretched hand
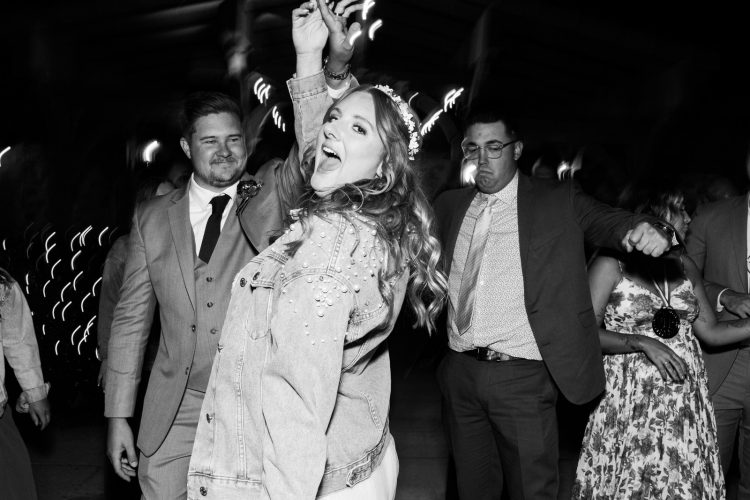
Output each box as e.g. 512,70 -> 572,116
292,1 -> 328,57
318,0 -> 363,70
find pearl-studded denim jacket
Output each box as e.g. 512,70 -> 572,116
187,212 -> 407,499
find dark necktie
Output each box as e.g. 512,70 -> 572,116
198,194 -> 231,263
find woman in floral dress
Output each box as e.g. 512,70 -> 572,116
573,186 -> 750,499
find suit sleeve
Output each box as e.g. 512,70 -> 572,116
97,236 -> 129,361
261,273 -> 354,499
569,181 -> 654,250
104,207 -> 157,418
685,204 -> 725,308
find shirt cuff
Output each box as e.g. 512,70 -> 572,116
327,78 -> 352,99
287,71 -> 327,100
22,382 -> 50,404
716,288 -> 730,312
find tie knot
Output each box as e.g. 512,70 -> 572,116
210,194 -> 231,214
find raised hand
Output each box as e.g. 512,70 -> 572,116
292,1 -> 327,57
318,0 -> 363,71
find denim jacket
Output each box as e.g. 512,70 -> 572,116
187,213 -> 407,499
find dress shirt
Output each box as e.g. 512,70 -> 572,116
189,174 -> 238,253
448,173 -> 542,360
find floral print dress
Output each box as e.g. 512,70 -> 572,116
573,270 -> 725,499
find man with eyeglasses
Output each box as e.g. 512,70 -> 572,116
433,105 -> 673,500
686,187 -> 750,498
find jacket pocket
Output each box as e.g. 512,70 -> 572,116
242,251 -> 288,340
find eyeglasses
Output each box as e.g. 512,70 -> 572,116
461,140 -> 519,160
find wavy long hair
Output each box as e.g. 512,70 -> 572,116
287,85 -> 447,333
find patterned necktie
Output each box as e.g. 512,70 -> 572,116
198,194 -> 231,263
455,196 -> 496,335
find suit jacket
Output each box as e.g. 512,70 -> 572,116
104,160 -> 288,456
435,173 -> 652,404
685,194 -> 748,394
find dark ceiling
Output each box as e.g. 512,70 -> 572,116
1,0 -> 750,202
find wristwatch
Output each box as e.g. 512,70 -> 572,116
652,221 -> 676,245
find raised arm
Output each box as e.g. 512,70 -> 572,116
570,181 -> 670,257
588,255 -> 687,382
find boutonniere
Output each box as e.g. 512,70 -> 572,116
236,179 -> 263,215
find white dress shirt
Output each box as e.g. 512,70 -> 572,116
715,194 -> 750,311
188,174 -> 238,253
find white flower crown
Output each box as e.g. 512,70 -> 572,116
373,85 -> 421,160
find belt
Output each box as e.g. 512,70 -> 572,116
461,347 -> 521,362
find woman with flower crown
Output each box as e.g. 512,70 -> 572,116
186,1 -> 447,499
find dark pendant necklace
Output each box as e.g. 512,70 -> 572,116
651,274 -> 679,339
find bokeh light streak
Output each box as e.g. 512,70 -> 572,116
61,302 -> 71,321
52,301 -> 60,320
42,324 -> 47,336
0,146 -> 10,167
80,292 -> 91,312
92,277 -> 103,297
73,270 -> 84,291
408,92 -> 419,106
443,87 -> 464,112
142,140 -> 160,163
461,160 -> 478,186
348,30 -> 362,46
362,0 -> 375,20
420,109 -> 443,135
98,227 -> 109,246
60,282 -> 71,302
70,325 -> 81,345
54,340 -> 60,356
368,19 -> 383,40
42,280 -> 51,298
70,233 -> 81,252
51,259 -> 61,279
44,232 -> 56,251
80,226 -> 93,247
71,250 -> 82,270
45,243 -> 56,264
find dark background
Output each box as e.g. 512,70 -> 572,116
3,0 -> 750,420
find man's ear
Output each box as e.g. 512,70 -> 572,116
179,137 -> 191,159
514,141 -> 524,161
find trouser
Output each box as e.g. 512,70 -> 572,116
438,350 -> 559,500
138,388 -> 203,500
713,348 -> 750,500
0,407 -> 38,500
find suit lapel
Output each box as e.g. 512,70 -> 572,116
167,187 -> 197,311
516,173 -> 534,268
730,195 -> 749,292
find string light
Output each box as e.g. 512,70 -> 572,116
70,232 -> 81,252
51,259 -> 61,279
92,277 -> 103,297
70,325 -> 82,345
71,249 -> 81,270
80,292 -> 91,312
60,282 -> 71,302
61,302 -> 71,321
362,0 -> 375,20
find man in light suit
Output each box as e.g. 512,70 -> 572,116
434,105 -> 671,500
105,92 -> 291,499
687,188 -> 750,498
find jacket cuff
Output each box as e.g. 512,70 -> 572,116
287,71 -> 327,100
22,383 -> 49,404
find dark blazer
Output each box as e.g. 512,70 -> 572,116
435,173 -> 650,405
686,194 -> 748,394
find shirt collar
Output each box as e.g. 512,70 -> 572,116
188,174 -> 238,209
483,171 -> 518,205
